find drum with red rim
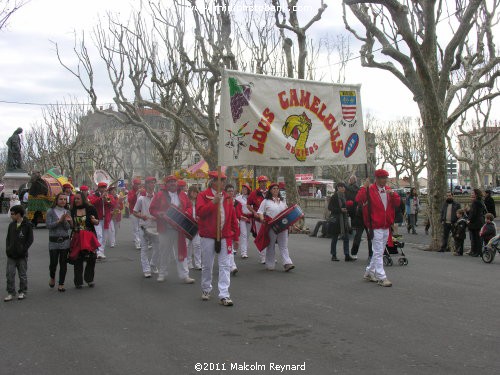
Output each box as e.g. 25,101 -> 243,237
270,204 -> 304,234
164,205 -> 198,240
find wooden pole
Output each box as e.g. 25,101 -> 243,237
216,166 -> 222,243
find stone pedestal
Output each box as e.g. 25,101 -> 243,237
2,171 -> 31,195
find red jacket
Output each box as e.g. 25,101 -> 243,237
149,190 -> 192,234
88,194 -> 117,230
355,184 -> 400,230
247,189 -> 266,212
196,188 -> 239,241
127,188 -> 144,214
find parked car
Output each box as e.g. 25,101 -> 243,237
453,185 -> 463,194
419,188 -> 428,196
491,186 -> 500,195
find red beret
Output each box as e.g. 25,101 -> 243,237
241,183 -> 252,193
132,178 -> 141,185
257,175 -> 268,182
278,182 -> 286,189
97,182 -> 108,188
62,183 -> 72,189
164,175 -> 178,183
79,185 -> 89,191
268,182 -> 279,190
177,179 -> 187,187
145,176 -> 157,183
208,171 -> 227,179
374,169 -> 389,178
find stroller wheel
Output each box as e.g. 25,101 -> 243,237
402,258 -> 408,266
481,249 -> 494,264
398,258 -> 405,266
383,256 -> 393,266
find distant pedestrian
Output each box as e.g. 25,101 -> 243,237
466,188 -> 486,257
405,188 -> 420,234
4,205 -> 34,301
484,190 -> 496,218
328,182 -> 354,262
315,188 -> 322,199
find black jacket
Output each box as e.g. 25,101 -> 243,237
453,218 -> 468,241
467,199 -> 486,230
6,217 -> 34,259
484,196 -> 496,218
70,205 -> 99,236
345,184 -> 363,228
440,200 -> 461,224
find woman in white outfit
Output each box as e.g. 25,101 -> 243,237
235,184 -> 252,259
257,183 -> 295,272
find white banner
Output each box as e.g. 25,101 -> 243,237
219,70 -> 367,166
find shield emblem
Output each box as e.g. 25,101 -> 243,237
340,91 -> 357,122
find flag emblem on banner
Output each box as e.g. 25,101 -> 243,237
340,91 -> 357,122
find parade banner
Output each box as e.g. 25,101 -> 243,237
219,70 -> 367,166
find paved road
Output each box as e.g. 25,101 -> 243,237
1,213 -> 499,375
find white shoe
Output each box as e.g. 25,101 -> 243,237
351,254 -> 358,259
150,266 -> 159,274
144,272 -> 151,278
183,277 -> 195,284
157,275 -> 165,282
201,291 -> 210,301
110,245 -> 115,248
4,294 -> 14,302
363,272 -> 377,282
241,255 -> 248,259
377,278 -> 393,287
17,293 -> 25,300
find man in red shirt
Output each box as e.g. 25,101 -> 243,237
127,179 -> 143,250
149,175 -> 195,284
246,175 -> 269,263
88,182 -> 117,259
356,169 -> 401,287
196,171 -> 239,306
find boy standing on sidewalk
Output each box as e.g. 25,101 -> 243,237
4,205 -> 34,302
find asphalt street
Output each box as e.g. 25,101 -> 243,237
1,213 -> 499,375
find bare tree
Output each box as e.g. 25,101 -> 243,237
373,120 -> 407,186
396,118 -> 427,190
0,0 -> 27,31
343,0 -> 500,249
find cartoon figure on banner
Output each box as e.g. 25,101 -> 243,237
339,90 -> 358,127
225,122 -> 252,160
228,77 -> 253,123
282,112 -> 318,162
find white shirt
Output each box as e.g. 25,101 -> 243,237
377,185 -> 388,210
134,194 -> 155,227
236,194 -> 251,215
168,191 -> 180,207
315,190 -> 322,199
257,198 -> 288,219
210,188 -> 225,228
23,191 -> 29,202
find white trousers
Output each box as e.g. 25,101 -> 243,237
186,233 -> 202,269
95,222 -> 104,256
266,229 -> 292,270
109,220 -> 117,247
139,227 -> 160,273
254,221 -> 267,262
239,220 -> 251,257
365,228 -> 389,280
200,237 -> 231,299
158,229 -> 189,279
131,215 -> 141,248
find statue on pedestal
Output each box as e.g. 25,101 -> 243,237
6,127 -> 23,172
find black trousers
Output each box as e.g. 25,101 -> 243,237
455,239 -> 464,255
440,223 -> 453,251
469,229 -> 482,255
351,227 -> 373,257
49,249 -> 69,285
73,253 -> 97,286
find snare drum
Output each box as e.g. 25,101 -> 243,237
165,205 -> 198,240
270,204 -> 304,234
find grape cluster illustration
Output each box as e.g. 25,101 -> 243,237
228,77 -> 252,123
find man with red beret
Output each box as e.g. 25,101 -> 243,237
247,175 -> 269,263
133,176 -> 160,278
79,185 -> 89,199
149,175 -> 195,284
128,178 -> 144,250
356,169 -> 400,287
196,171 -> 239,306
88,182 -> 117,259
62,183 -> 74,209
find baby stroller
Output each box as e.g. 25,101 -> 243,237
481,234 -> 500,264
383,234 -> 408,266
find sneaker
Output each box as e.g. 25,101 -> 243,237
351,254 -> 358,260
4,294 -> 14,302
377,278 -> 393,287
17,293 -> 25,300
331,256 -> 339,261
363,272 -> 377,282
231,268 -> 238,276
201,291 -> 210,301
241,255 -> 248,259
157,275 -> 165,282
87,282 -> 95,288
284,264 -> 295,272
144,272 -> 152,278
219,297 -> 234,306
194,267 -> 202,271
345,255 -> 355,262
110,245 -> 115,248
183,277 -> 195,284
151,266 -> 159,274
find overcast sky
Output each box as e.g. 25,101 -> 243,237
2,0 -> 494,152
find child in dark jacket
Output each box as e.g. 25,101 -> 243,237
452,209 -> 468,256
4,205 -> 34,301
480,213 -> 497,246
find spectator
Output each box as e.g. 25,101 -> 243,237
439,192 -> 461,252
405,188 -> 420,234
466,188 -> 486,257
480,213 -> 497,246
484,190 -> 496,218
452,209 -> 468,256
328,182 -> 354,262
315,188 -> 322,199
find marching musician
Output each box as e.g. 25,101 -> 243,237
247,175 -> 269,264
79,185 -> 89,199
62,183 -> 74,209
128,178 -> 144,250
185,186 -> 202,270
235,184 -> 252,259
133,176 -> 159,278
108,186 -> 124,248
149,175 -> 195,284
88,182 -> 117,260
256,183 -> 295,272
177,179 -> 188,195
225,184 -> 240,276
196,171 -> 239,306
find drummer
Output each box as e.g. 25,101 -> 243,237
196,171 -> 239,306
257,183 -> 295,272
149,175 -> 195,284
133,176 -> 159,278
247,175 -> 269,264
